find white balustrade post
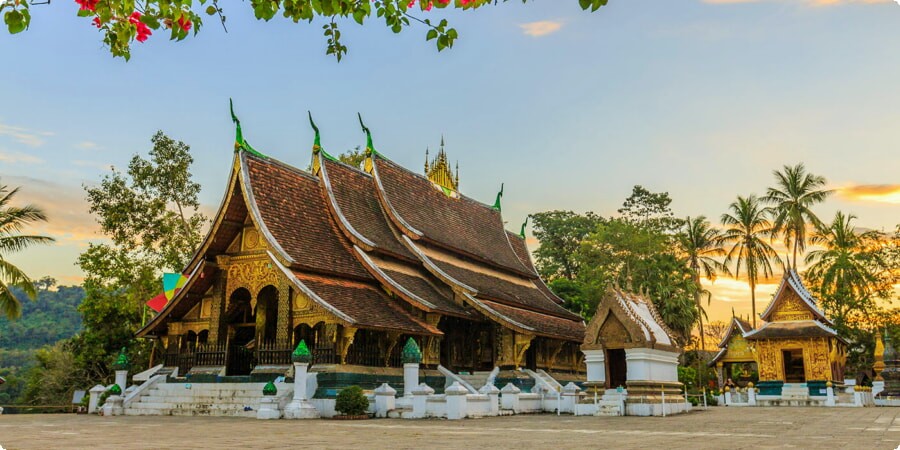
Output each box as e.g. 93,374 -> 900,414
748,385 -> 757,406
374,383 -> 397,418
257,381 -> 282,420
561,382 -> 581,414
404,363 -> 420,399
500,383 -> 521,413
284,360 -> 319,419
411,383 -> 434,419
479,383 -> 501,416
445,382 -> 468,420
88,384 -> 106,414
825,381 -> 835,407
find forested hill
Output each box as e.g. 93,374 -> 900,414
0,286 -> 84,351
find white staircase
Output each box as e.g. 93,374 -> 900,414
124,382 -> 291,417
524,369 -> 563,394
455,372 -> 495,390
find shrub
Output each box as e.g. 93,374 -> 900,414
335,385 -> 369,416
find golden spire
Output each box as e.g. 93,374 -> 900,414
425,136 -> 458,192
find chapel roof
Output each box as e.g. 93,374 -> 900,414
759,269 -> 833,326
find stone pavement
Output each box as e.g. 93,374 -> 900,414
2,407 -> 900,449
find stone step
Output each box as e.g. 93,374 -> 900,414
137,395 -> 268,403
124,407 -> 257,418
133,401 -> 261,411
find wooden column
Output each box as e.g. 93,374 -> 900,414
208,275 -> 225,344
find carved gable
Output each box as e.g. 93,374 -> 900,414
598,314 -> 631,348
771,290 -> 813,322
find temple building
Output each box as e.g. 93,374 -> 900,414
708,316 -> 757,388
136,110 -> 586,394
743,269 -> 847,398
581,287 -> 688,416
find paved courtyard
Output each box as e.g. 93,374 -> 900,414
2,407 -> 900,449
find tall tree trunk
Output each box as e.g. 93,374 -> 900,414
750,277 -> 757,328
693,272 -> 705,351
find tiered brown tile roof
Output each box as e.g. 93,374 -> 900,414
320,158 -> 415,260
477,299 -> 584,341
244,154 -> 371,280
379,267 -> 469,317
373,157 -> 531,275
295,273 -> 439,335
430,257 -> 580,320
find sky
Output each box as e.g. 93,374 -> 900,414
1,0 -> 898,325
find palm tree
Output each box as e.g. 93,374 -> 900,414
677,216 -> 730,351
0,180 -> 55,319
721,195 -> 782,328
805,211 -> 886,322
763,163 -> 832,270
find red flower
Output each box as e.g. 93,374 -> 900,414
92,16 -> 102,28
75,0 -> 99,12
176,15 -> 192,33
128,12 -> 153,43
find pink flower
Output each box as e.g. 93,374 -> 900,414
128,12 -> 153,43
75,0 -> 99,12
177,15 -> 192,32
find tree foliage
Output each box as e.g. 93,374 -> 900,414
0,180 -> 55,320
530,210 -> 603,282
762,163 -> 831,269
1,0 -> 608,61
74,131 -> 207,383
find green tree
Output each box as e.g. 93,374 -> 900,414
762,163 -> 831,270
21,341 -> 85,407
804,211 -> 895,326
74,131 -> 206,382
676,216 -> 729,351
618,185 -> 682,234
2,1 -> 608,61
0,180 -> 55,319
721,195 -> 782,328
531,210 -> 603,281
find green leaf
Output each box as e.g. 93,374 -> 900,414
206,5 -> 217,15
426,29 -> 437,41
4,9 -> 26,34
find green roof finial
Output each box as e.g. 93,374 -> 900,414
108,384 -> 122,396
263,381 -> 278,396
308,111 -> 321,151
112,347 -> 129,371
519,215 -> 529,239
492,183 -> 504,211
358,113 -> 376,156
229,99 -> 265,158
400,337 -> 422,364
292,339 -> 311,364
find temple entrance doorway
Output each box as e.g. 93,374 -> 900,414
225,288 -> 255,375
606,348 -> 627,389
783,349 -> 805,383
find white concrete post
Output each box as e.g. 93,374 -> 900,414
479,383 -> 501,416
88,384 -> 106,414
561,382 -> 581,414
873,380 -> 885,397
445,382 -> 468,420
410,383 -> 434,419
748,387 -> 757,406
374,383 -> 397,418
825,383 -> 835,407
114,370 -> 128,393
257,382 -> 282,420
404,363 -> 419,399
284,362 -> 319,419
500,383 -> 521,412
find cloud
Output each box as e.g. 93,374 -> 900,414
0,150 -> 43,164
0,175 -> 100,243
72,160 -> 114,171
837,184 -> 900,205
76,141 -> 99,150
0,121 -> 52,147
519,21 -> 563,37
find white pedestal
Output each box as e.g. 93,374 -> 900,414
102,395 -> 124,416
500,383 -> 521,412
374,383 -> 397,418
284,362 -> 319,419
445,382 -> 468,420
257,396 -> 282,420
114,370 -> 128,393
403,363 -> 419,398
410,383 -> 434,419
88,384 -> 106,414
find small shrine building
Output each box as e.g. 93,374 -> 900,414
743,270 -> 847,396
708,316 -> 757,388
581,287 -> 687,415
136,111 -> 586,393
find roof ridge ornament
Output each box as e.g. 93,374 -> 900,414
492,183 -> 504,211
519,215 -> 529,239
308,111 -> 336,175
229,98 -> 265,158
359,113 -> 380,173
